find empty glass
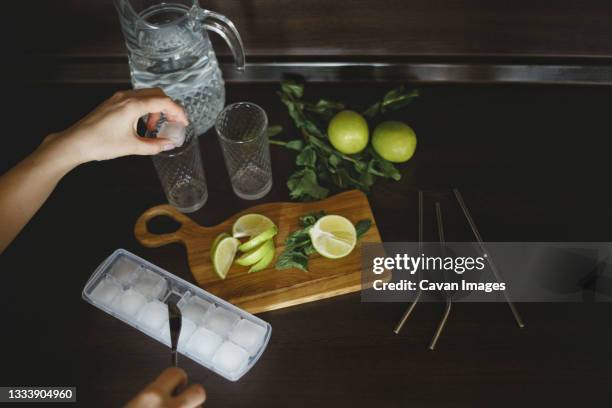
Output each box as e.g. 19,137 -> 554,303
151,125 -> 208,213
215,103 -> 273,200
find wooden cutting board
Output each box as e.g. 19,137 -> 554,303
134,190 -> 383,313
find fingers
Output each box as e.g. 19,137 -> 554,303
134,96 -> 189,126
150,367 -> 188,394
171,384 -> 206,408
113,88 -> 165,101
111,88 -> 189,127
150,368 -> 206,408
121,88 -> 189,126
127,368 -> 205,408
146,112 -> 162,131
129,88 -> 167,98
131,136 -> 176,156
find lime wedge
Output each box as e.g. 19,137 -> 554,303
235,239 -> 275,266
249,242 -> 276,273
238,226 -> 278,252
211,235 -> 240,279
211,232 -> 230,256
232,214 -> 275,238
309,215 -> 356,259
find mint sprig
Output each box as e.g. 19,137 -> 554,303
275,211 -> 372,272
269,82 -> 418,201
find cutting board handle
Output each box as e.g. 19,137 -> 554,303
134,204 -> 197,248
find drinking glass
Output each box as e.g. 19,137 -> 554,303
215,102 -> 273,200
151,125 -> 208,213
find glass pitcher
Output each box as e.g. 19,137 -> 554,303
114,0 -> 245,135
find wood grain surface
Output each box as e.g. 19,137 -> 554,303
18,0 -> 612,60
135,190 -> 384,313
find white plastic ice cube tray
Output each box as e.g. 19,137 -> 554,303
82,249 -> 272,381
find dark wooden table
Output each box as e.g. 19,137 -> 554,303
20,0 -> 612,59
2,82 -> 612,407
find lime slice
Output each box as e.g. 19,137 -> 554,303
212,236 -> 240,279
232,214 -> 275,238
235,239 -> 275,266
249,241 -> 276,273
309,215 -> 357,259
238,226 -> 278,252
211,233 -> 230,256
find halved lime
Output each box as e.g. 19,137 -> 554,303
235,239 -> 275,266
238,226 -> 278,252
211,235 -> 240,279
232,214 -> 275,238
309,215 -> 357,259
249,242 -> 276,273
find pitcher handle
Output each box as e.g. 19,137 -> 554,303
199,10 -> 246,71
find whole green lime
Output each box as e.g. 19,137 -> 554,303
372,121 -> 417,163
327,110 -> 369,154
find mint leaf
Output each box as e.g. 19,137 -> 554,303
296,145 -> 317,168
276,250 -> 309,272
267,125 -> 283,138
285,229 -> 311,247
369,148 -> 401,181
287,168 -> 329,201
355,219 -> 372,239
299,211 -> 326,227
362,102 -> 381,119
305,99 -> 346,118
285,140 -> 305,151
304,243 -> 317,256
329,154 -> 342,168
363,87 -> 419,118
281,82 -> 304,99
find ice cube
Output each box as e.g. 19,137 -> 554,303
116,289 -> 147,319
109,257 -> 139,286
178,296 -> 212,325
185,327 -> 223,363
137,300 -> 169,332
212,341 -> 249,376
229,319 -> 267,356
158,121 -> 186,148
90,277 -> 122,307
161,317 -> 197,350
132,269 -> 167,300
203,307 -> 239,336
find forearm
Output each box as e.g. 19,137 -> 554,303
0,88 -> 187,254
0,134 -> 82,253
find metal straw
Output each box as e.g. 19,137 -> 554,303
453,188 -> 525,328
429,202 -> 453,350
394,191 -> 424,334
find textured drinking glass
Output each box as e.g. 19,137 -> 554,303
151,126 -> 208,213
215,102 -> 273,200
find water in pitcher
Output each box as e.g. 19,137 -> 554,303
127,4 -> 225,135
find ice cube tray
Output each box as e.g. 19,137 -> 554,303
82,249 -> 271,381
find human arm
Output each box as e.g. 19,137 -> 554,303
0,88 -> 188,253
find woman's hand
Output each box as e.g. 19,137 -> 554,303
0,87 -> 189,253
44,88 -> 189,166
125,367 -> 206,408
